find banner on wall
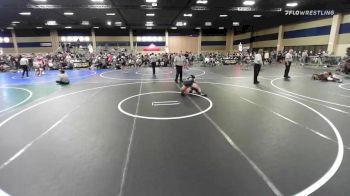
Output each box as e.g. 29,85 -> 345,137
143,43 -> 160,51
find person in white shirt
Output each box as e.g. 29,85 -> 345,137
56,69 -> 70,85
20,56 -> 29,78
253,49 -> 263,84
174,53 -> 186,83
284,49 -> 293,79
150,53 -> 157,75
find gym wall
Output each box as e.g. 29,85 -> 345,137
251,27 -> 279,49
95,28 -> 130,50
0,30 -> 15,54
335,14 -> 350,56
168,30 -> 199,53
16,29 -> 53,54
233,32 -> 251,50
201,29 -> 227,52
283,18 -> 332,47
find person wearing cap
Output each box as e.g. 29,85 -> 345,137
253,49 -> 263,84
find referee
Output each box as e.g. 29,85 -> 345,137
284,49 -> 293,79
253,49 -> 263,84
174,53 -> 186,83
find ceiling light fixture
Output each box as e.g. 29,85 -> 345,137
33,0 -> 47,2
146,27 -> 152,29
91,0 -> 104,2
106,13 -> 115,15
65,26 -> 72,29
120,26 -> 126,29
219,27 -> 224,29
115,21 -> 122,26
219,14 -> 228,17
82,21 -> 90,25
171,27 -> 177,29
36,26 -> 43,29
146,13 -> 155,16
184,13 -> 192,17
46,20 -> 57,26
19,12 -> 31,15
152,3 -> 157,6
93,26 -> 100,29
6,27 -> 14,30
253,14 -> 262,17
243,0 -> 255,6
146,0 -> 157,2
286,2 -> 298,7
205,21 -> 212,26
11,21 -> 20,24
196,0 -> 208,4
64,12 -> 74,15
195,27 -> 201,29
107,21 -> 112,26
232,22 -> 240,26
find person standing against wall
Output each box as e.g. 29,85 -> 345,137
174,53 -> 186,83
20,55 -> 29,78
253,49 -> 263,84
284,49 -> 293,79
150,53 -> 157,75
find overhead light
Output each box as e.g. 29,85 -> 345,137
91,0 -> 104,2
152,3 -> 157,6
196,0 -> 208,4
205,21 -> 212,26
82,21 -> 90,25
65,26 -> 72,29
243,0 -> 255,6
195,27 -> 201,29
171,27 -> 177,29
219,14 -> 228,17
11,21 -> 20,24
93,26 -> 100,29
145,23 -> 154,27
87,5 -> 111,9
184,13 -> 192,17
286,2 -> 298,7
107,21 -> 112,26
19,12 -> 31,15
232,22 -> 240,26
120,26 -> 126,29
253,14 -> 262,17
36,26 -> 43,29
176,21 -> 186,26
219,27 -> 224,29
6,27 -> 14,30
106,13 -> 115,16
146,13 -> 155,16
33,0 -> 47,2
64,12 -> 74,15
146,0 -> 157,2
46,20 -> 58,25
32,4 -> 59,9
146,27 -> 152,29
115,21 -> 122,26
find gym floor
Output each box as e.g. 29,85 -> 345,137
0,64 -> 349,196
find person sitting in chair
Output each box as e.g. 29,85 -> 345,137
180,75 -> 207,96
56,69 -> 70,85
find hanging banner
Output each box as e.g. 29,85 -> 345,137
143,43 -> 160,51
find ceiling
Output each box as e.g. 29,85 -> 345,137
0,0 -> 349,31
